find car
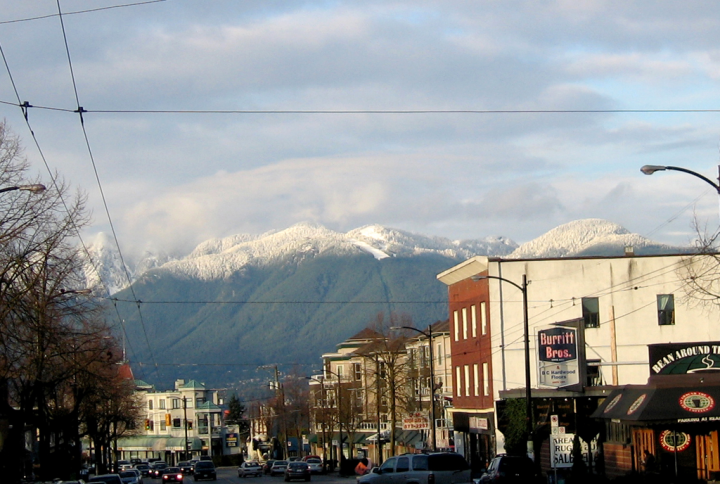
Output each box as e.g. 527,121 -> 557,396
476,455 -> 539,484
263,460 -> 276,475
88,474 -> 124,484
120,470 -> 142,484
238,461 -> 263,478
284,462 -> 310,482
301,456 -> 321,462
150,462 -> 169,479
135,463 -> 151,478
193,461 -> 216,481
305,458 -> 323,475
357,452 -> 470,484
162,467 -> 185,483
178,462 -> 194,475
270,460 -> 289,476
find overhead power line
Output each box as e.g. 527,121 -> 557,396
0,0 -> 167,25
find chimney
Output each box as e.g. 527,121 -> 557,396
624,246 -> 634,256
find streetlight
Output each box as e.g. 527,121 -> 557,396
640,165 -> 720,193
0,184 -> 46,194
389,325 -> 436,451
471,274 -> 533,460
322,368 -> 344,470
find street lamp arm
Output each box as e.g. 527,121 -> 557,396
0,184 -> 46,194
641,165 -> 720,193
471,274 -> 526,293
390,325 -> 430,338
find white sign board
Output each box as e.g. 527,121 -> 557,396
549,434 -> 598,469
403,415 -> 430,430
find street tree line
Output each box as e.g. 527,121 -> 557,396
0,122 -> 140,483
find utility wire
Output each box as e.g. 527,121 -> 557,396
0,0 -> 167,25
54,0 -> 159,378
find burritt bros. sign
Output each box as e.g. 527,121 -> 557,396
538,327 -> 580,388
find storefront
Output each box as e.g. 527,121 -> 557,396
593,342 -> 720,481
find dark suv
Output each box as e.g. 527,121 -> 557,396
357,452 -> 470,484
477,455 -> 539,484
193,460 -> 217,481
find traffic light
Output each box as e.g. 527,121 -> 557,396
145,419 -> 151,430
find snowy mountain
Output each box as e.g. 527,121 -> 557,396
100,218 -> 689,389
86,219 -> 686,295
508,219 -> 681,259
86,222 -> 518,293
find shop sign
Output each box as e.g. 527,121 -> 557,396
659,430 -> 691,452
550,433 -> 598,469
226,433 -> 238,447
649,342 -> 720,375
538,328 -> 580,388
403,413 -> 429,430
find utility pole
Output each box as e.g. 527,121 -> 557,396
273,366 -> 289,459
183,397 -> 189,461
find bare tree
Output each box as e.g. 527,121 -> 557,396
357,312 -> 414,456
0,121 -> 135,480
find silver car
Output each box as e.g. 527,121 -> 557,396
238,461 -> 263,478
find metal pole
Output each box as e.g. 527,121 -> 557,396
521,274 -> 533,459
183,397 -> 189,461
428,329 -> 436,451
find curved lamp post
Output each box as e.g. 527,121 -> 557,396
641,165 -> 720,193
0,184 -> 46,194
471,274 -> 533,459
390,325 -> 436,451
642,165 -> 720,218
306,377 -> 330,469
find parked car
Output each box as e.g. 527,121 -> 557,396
357,452 -> 470,484
120,470 -> 142,484
89,474 -> 124,484
162,467 -> 185,482
193,461 -> 216,481
238,461 -> 263,478
178,462 -> 194,475
305,458 -> 323,475
476,454 -> 539,484
263,460 -> 276,475
270,461 -> 289,476
150,462 -> 168,479
284,462 -> 311,482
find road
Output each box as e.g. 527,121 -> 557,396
208,468 -> 354,484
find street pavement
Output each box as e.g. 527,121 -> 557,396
215,467 -> 354,484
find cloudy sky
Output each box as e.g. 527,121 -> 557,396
1,1 -> 720,260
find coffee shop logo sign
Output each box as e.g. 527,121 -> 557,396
649,343 -> 720,375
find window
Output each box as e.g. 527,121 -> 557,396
483,363 -> 489,396
380,458 -> 396,473
453,311 -> 459,341
464,365 -> 470,397
582,297 -> 600,328
471,305 -> 477,338
473,364 -> 479,396
587,359 -> 601,386
455,367 -> 462,397
412,455 -> 429,471
396,457 -> 409,473
186,420 -> 193,430
172,418 -> 181,428
148,399 -> 153,410
481,302 -> 487,335
658,294 -> 675,326
354,363 -> 362,381
172,399 -> 180,409
462,307 -> 468,339
336,365 -> 344,378
159,399 -> 166,410
196,397 -> 205,405
160,420 -> 166,431
186,398 -> 193,408
436,343 -> 443,366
